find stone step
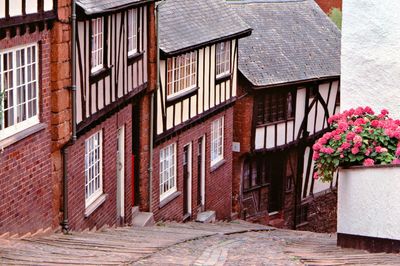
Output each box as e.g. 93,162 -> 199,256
196,211 -> 216,223
132,206 -> 140,218
132,212 -> 155,227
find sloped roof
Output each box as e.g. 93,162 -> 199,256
76,0 -> 153,15
159,0 -> 252,55
228,0 -> 341,88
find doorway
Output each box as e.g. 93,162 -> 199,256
183,143 -> 192,219
117,126 -> 125,223
197,136 -> 206,211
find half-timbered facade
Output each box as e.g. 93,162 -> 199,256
152,0 -> 251,222
0,0 -> 58,234
65,0 -> 156,230
229,0 -> 341,232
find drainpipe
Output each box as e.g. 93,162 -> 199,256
148,0 -> 165,213
61,0 -> 77,233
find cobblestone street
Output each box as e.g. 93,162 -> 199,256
1,221 -> 399,265
135,228 -> 400,265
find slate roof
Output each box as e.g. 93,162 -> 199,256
159,0 -> 252,55
228,0 -> 341,88
76,0 -> 152,15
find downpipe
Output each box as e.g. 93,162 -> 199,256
61,0 -> 77,233
149,0 -> 166,213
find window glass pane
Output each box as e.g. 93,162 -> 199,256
0,45 -> 38,134
84,131 -> 103,204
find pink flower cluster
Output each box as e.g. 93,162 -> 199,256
313,107 -> 400,181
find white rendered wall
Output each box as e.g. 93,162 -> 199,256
338,166 -> 400,240
341,0 -> 400,118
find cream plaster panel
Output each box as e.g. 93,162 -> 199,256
255,127 -> 265,150
198,48 -> 205,113
44,0 -> 53,11
286,120 -> 294,143
295,88 -> 306,138
9,0 -> 22,17
266,125 -> 275,149
26,1 -> 38,14
0,0 -> 5,18
276,123 -> 286,146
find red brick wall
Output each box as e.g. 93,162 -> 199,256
232,82 -> 254,214
66,105 -> 133,230
297,190 -> 337,233
0,30 -> 53,234
314,0 -> 342,13
152,108 -> 234,221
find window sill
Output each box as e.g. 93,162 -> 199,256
210,159 -> 226,173
0,123 -> 46,150
159,191 -> 181,209
89,67 -> 111,84
84,194 -> 108,218
166,86 -> 199,107
256,118 -> 295,128
128,51 -> 144,65
215,73 -> 232,84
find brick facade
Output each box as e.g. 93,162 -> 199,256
152,108 -> 234,221
297,190 -> 337,233
314,0 -> 342,14
0,29 -> 54,234
66,105 -> 133,230
232,81 -> 254,215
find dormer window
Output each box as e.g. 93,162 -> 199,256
127,9 -> 138,56
216,41 -> 231,78
91,17 -> 104,73
167,51 -> 197,98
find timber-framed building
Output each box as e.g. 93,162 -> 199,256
152,0 -> 252,222
65,0 -> 156,230
229,0 -> 341,232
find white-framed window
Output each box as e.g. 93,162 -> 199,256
167,51 -> 197,97
91,17 -> 104,73
0,43 -> 39,141
85,130 -> 103,207
216,41 -> 230,78
127,9 -> 138,56
211,116 -> 224,166
159,143 -> 177,201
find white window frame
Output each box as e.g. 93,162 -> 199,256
85,130 -> 103,207
216,41 -> 231,78
91,17 -> 104,73
159,143 -> 177,201
0,43 -> 39,141
127,9 -> 138,56
210,116 -> 224,166
167,51 -> 197,98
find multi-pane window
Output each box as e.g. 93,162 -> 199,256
243,158 -> 270,191
216,41 -> 230,78
91,17 -> 104,73
211,116 -> 224,166
85,131 -> 103,207
0,44 -> 39,140
167,51 -> 197,97
127,9 -> 138,56
160,143 -> 176,201
256,91 -> 295,125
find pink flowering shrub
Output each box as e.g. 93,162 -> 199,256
313,107 -> 400,182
